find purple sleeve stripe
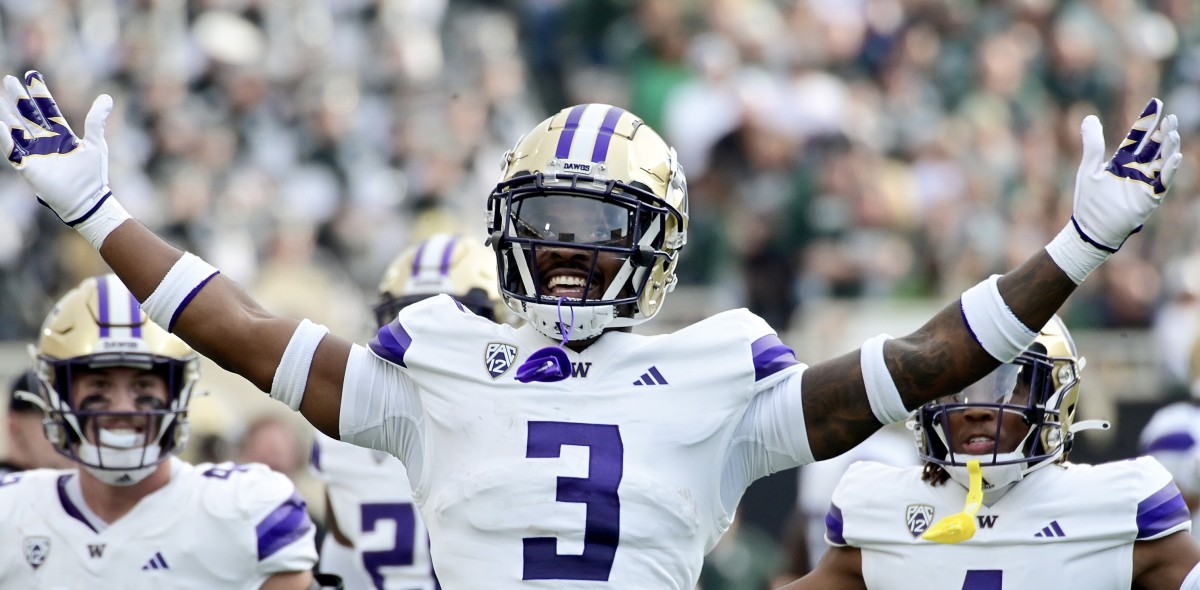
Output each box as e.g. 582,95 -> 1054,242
554,105 -> 587,159
825,503 -> 846,545
590,106 -> 626,162
751,334 -> 798,381
167,271 -> 219,331
256,492 -> 313,560
368,320 -> 413,367
1142,432 -> 1196,453
1136,482 -> 1190,539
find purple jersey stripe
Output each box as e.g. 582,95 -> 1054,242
825,503 -> 846,545
309,440 -> 321,472
128,290 -> 142,338
1143,432 -> 1196,453
368,320 -> 413,368
751,334 -> 799,381
57,474 -> 99,533
1136,481 -> 1189,539
439,236 -> 458,276
554,105 -> 588,159
256,491 -> 313,560
590,107 -> 626,163
97,276 -> 111,338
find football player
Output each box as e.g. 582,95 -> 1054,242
779,317 -> 1200,589
0,71 -> 1186,587
313,232 -> 501,590
0,275 -> 319,589
1,371 -> 75,475
1139,334 -> 1200,540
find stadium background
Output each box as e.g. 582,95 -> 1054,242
0,0 -> 1197,586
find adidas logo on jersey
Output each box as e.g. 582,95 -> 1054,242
633,366 -> 669,386
141,552 -> 170,570
1034,520 -> 1066,538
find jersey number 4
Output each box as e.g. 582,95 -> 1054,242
523,421 -> 623,581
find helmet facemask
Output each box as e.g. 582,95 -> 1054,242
31,274 -> 200,486
487,104 -> 689,343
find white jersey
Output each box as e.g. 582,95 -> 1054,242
312,431 -> 436,590
0,459 -> 316,589
339,295 -> 812,588
825,457 -> 1191,589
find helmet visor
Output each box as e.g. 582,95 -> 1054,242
511,193 -> 637,247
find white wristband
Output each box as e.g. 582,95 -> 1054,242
140,253 -> 219,331
1044,222 -> 1112,284
71,193 -> 132,249
860,334 -> 910,424
271,319 -> 329,411
960,275 -> 1038,362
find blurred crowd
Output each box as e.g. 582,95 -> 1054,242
0,0 -> 1198,389
1,1 -> 1200,588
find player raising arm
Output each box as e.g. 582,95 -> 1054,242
777,317 -> 1200,590
0,71 -> 1183,587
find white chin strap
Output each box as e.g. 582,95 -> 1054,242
522,302 -> 616,342
76,429 -> 163,486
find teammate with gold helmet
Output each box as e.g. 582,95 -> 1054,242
0,275 -> 318,589
374,233 -> 504,327
31,273 -> 201,486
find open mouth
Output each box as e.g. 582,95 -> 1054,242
959,434 -> 997,455
542,271 -> 603,301
98,427 -> 146,449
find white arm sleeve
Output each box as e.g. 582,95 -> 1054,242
720,366 -> 813,514
339,344 -> 427,483
1183,560 -> 1200,590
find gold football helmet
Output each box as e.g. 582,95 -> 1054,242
915,315 -> 1087,472
486,104 -> 688,341
373,233 -> 505,327
31,274 -> 200,485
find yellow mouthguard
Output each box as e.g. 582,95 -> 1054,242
921,459 -> 983,544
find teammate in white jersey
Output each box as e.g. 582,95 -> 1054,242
780,316 -> 1200,589
0,275 -> 319,589
1139,334 -> 1200,540
0,70 -> 1186,587
313,233 -> 502,590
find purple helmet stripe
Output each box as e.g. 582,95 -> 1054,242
129,290 -> 143,338
825,503 -> 846,545
554,104 -> 588,160
256,491 -> 313,560
368,320 -> 413,368
1136,481 -> 1189,540
439,236 -> 459,276
97,276 -> 111,338
750,334 -> 799,381
1143,432 -> 1196,453
57,474 -> 99,533
590,107 -> 626,162
411,239 -> 430,278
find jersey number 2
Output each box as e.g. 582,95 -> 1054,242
523,421 -> 623,581
361,502 -> 417,590
963,570 -> 1002,589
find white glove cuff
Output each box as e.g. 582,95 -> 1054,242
960,274 -> 1038,362
860,334 -> 910,424
72,193 -> 131,249
140,253 -> 219,331
1045,221 -> 1113,285
271,319 -> 330,411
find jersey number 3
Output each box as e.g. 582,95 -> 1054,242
523,421 -> 623,581
963,570 -> 1002,589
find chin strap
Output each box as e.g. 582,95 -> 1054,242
923,459 -> 984,544
516,298 -> 573,383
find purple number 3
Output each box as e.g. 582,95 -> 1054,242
523,421 -> 623,581
963,570 -> 1002,589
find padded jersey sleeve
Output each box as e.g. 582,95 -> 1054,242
203,462 -> 317,583
715,310 -> 810,514
1130,456 -> 1192,540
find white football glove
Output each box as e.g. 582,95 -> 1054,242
0,70 -> 128,248
1046,98 -> 1183,283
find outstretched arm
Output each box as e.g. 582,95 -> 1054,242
0,71 -> 345,438
800,99 -> 1182,460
